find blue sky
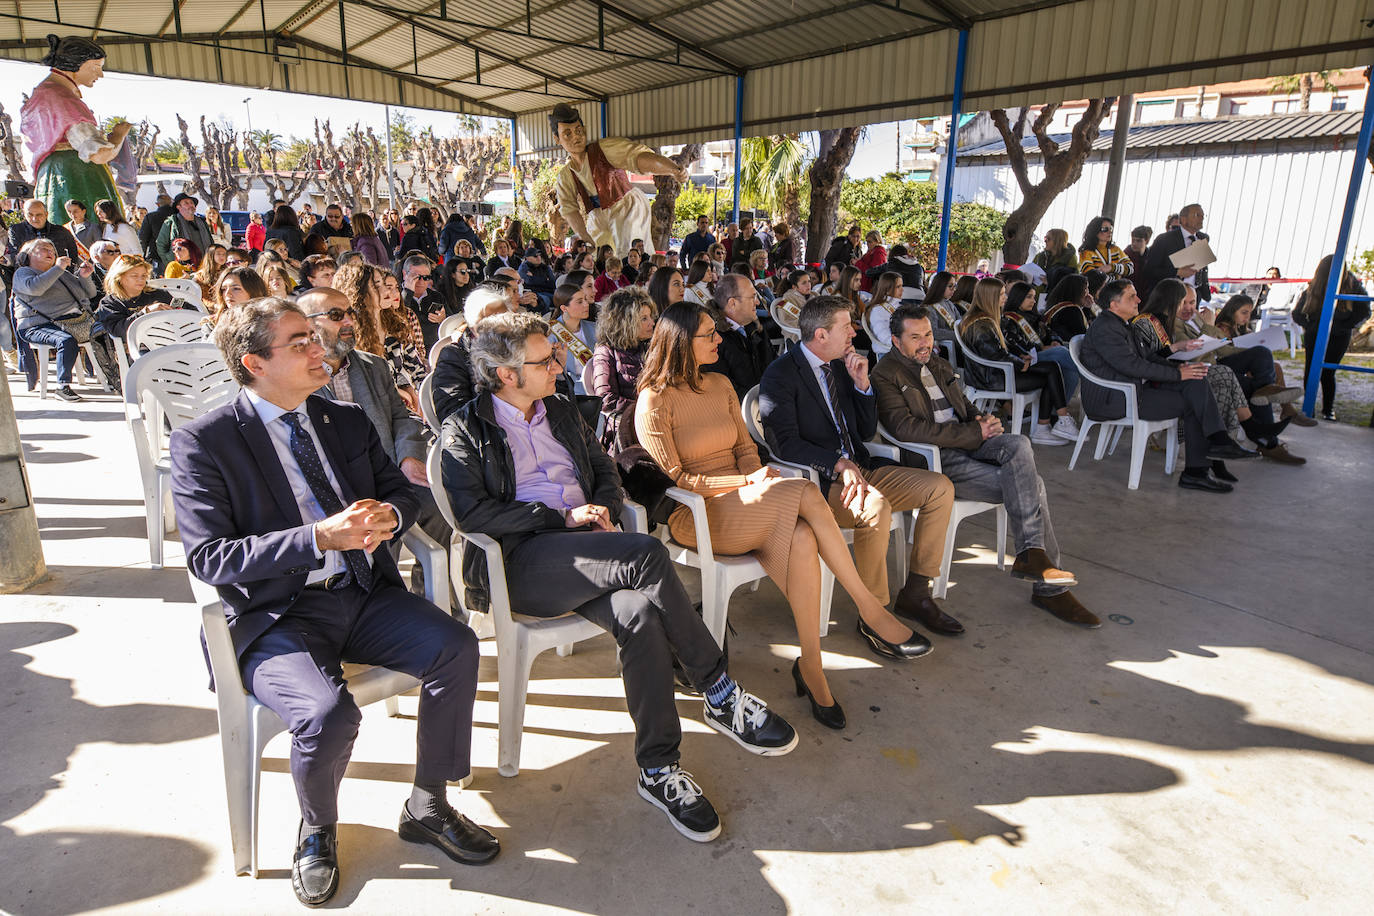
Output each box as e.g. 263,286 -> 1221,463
0,58 -> 900,179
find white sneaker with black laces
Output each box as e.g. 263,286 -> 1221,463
637,765 -> 721,842
704,686 -> 798,756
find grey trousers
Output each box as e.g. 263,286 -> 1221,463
937,434 -> 1067,597
505,530 -> 728,769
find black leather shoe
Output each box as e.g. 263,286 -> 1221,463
856,618 -> 933,660
1179,472 -> 1233,493
1205,440 -> 1260,461
791,659 -> 845,729
892,593 -> 965,636
292,822 -> 339,907
399,805 -> 500,865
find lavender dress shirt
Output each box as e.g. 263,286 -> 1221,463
492,395 -> 587,513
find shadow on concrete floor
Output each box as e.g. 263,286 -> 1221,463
24,566 -> 193,601
0,622 -> 219,915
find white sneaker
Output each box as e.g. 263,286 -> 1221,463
1030,425 -> 1068,446
1050,415 -> 1081,441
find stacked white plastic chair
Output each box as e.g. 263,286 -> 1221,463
118,309 -> 207,382
124,343 -> 239,567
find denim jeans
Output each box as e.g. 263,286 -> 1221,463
1036,346 -> 1080,400
18,322 -> 78,384
937,434 -> 1067,597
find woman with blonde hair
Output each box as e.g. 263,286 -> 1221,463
94,254 -> 182,341
259,260 -> 294,299
636,302 -> 929,731
958,276 -> 1074,445
1033,228 -> 1078,274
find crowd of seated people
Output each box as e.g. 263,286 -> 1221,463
7,182 -> 1355,907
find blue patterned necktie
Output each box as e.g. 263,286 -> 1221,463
280,411 -> 373,591
820,364 -> 855,458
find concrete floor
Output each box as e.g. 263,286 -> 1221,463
2,372 -> 1372,915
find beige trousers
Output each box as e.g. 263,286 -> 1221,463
826,464 -> 954,605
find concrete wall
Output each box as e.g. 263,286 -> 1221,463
952,147 -> 1374,279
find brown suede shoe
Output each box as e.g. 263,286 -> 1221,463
1011,548 -> 1078,587
1279,403 -> 1319,427
1259,443 -> 1306,465
1249,384 -> 1303,406
1031,592 -> 1101,628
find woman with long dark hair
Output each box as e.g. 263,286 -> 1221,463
1294,254 -> 1371,421
647,267 -> 685,313
958,277 -> 1075,446
335,261 -> 425,411
1077,216 -> 1132,277
265,204 -> 306,261
1042,274 -> 1096,341
1002,280 -> 1079,400
635,302 -> 927,730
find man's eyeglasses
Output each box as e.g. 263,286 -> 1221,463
412,274 -> 433,283
307,307 -> 357,322
524,352 -> 563,371
266,338 -> 316,354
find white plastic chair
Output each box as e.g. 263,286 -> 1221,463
428,336 -> 452,373
953,333 -> 1041,433
1066,336 -> 1179,489
149,276 -> 203,308
124,343 -> 240,567
119,309 -> 207,381
426,443 -> 606,777
579,360 -> 607,441
418,373 -> 440,432
437,313 -> 466,342
770,301 -> 801,348
741,386 -> 906,636
190,572 -> 418,877
876,422 -> 1008,599
28,338 -> 114,398
1258,283 -> 1301,357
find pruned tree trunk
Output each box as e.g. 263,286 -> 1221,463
650,144 -> 702,253
1299,74 -> 1313,112
991,99 -> 1114,264
805,127 -> 862,263
176,115 -> 211,203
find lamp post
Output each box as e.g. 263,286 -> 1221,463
242,97 -> 253,135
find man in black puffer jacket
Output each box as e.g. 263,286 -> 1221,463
439,310 -> 796,844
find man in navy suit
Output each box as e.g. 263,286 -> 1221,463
758,296 -> 959,642
171,298 -> 497,907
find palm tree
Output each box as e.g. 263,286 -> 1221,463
738,134 -> 810,229
247,129 -> 284,152
154,139 -> 186,163
1269,71 -> 1338,112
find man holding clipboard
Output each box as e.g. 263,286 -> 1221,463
1138,204 -> 1213,301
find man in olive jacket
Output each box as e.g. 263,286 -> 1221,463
871,303 -> 1099,628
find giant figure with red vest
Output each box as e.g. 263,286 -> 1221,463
549,103 -> 689,256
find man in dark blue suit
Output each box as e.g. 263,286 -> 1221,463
758,296 -> 959,643
171,298 -> 497,907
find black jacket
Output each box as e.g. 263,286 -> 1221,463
864,254 -> 925,294
138,204 -> 174,262
397,228 -> 440,263
1293,282 -> 1371,335
439,392 -> 621,612
439,218 -> 486,259
94,287 -> 177,339
5,220 -> 80,263
824,236 -> 856,269
308,219 -> 352,241
959,317 -> 1017,390
758,344 -> 880,495
1078,310 -> 1181,420
1138,227 -> 1210,301
265,225 -> 306,261
703,318 -> 776,399
1044,302 -> 1092,342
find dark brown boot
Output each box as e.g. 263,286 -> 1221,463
1011,548 -> 1077,587
1031,592 -> 1101,628
891,576 -> 964,636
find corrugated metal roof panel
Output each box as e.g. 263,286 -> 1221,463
961,110 -> 1368,158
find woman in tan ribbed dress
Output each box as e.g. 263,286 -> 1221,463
636,303 -> 922,728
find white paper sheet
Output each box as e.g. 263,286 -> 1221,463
1230,326 -> 1288,350
1168,334 -> 1230,360
1170,239 -> 1217,270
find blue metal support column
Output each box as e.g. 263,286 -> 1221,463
509,116 -> 518,180
1302,77 -> 1374,416
937,28 -> 969,272
732,75 -> 744,225
600,99 -> 608,139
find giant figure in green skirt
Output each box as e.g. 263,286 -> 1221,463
19,34 -> 132,241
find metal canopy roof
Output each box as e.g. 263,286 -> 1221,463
1,1 -> 1371,154
961,110 -> 1373,158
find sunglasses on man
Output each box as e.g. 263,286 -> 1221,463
307,307 -> 358,322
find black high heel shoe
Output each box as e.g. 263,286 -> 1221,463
792,659 -> 845,730
856,618 -> 933,660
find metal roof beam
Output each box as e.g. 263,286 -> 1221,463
339,0 -> 604,100
857,1 -> 959,29
912,0 -> 974,30
340,3 -> 734,77
592,1 -> 740,73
